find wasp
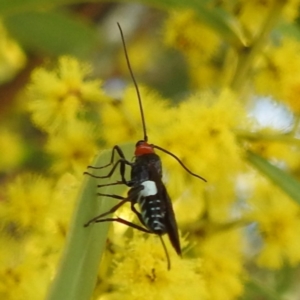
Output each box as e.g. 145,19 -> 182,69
84,23 -> 206,269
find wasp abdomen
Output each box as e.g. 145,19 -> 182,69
137,181 -> 166,234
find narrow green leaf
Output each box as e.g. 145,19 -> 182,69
246,151 -> 300,205
4,11 -> 97,57
46,143 -> 133,300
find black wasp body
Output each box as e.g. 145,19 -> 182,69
129,142 -> 181,256
84,24 -> 205,269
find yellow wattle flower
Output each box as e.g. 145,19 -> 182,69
27,56 -> 108,133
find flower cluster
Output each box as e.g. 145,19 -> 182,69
1,1 -> 300,299
105,233 -> 208,300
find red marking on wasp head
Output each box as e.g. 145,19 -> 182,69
135,140 -> 154,156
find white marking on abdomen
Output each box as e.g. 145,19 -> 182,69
140,181 -> 157,197
150,207 -> 160,211
152,219 -> 164,231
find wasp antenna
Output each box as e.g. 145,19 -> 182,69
117,22 -> 148,142
159,235 -> 171,270
152,145 -> 207,182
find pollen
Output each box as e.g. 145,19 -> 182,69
45,119 -> 98,174
27,56 -> 108,133
100,85 -> 172,145
109,233 -> 208,300
249,180 -> 300,269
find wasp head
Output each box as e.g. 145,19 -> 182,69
135,140 -> 155,156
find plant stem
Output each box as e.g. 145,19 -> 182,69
230,0 -> 286,93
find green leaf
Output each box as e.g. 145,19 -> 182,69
1,0 -> 246,48
46,143 -> 133,300
136,0 -> 247,47
246,151 -> 300,205
4,11 -> 97,57
244,278 -> 281,300
278,21 -> 300,41
0,0 -> 68,16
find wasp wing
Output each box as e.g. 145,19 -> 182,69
151,166 -> 181,256
160,183 -> 181,256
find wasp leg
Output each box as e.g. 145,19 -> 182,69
84,158 -> 133,186
96,184 -> 147,230
87,145 -> 126,169
125,185 -> 147,226
84,196 -> 129,227
90,217 -> 152,234
97,193 -> 125,200
97,180 -> 134,188
85,185 -> 145,228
